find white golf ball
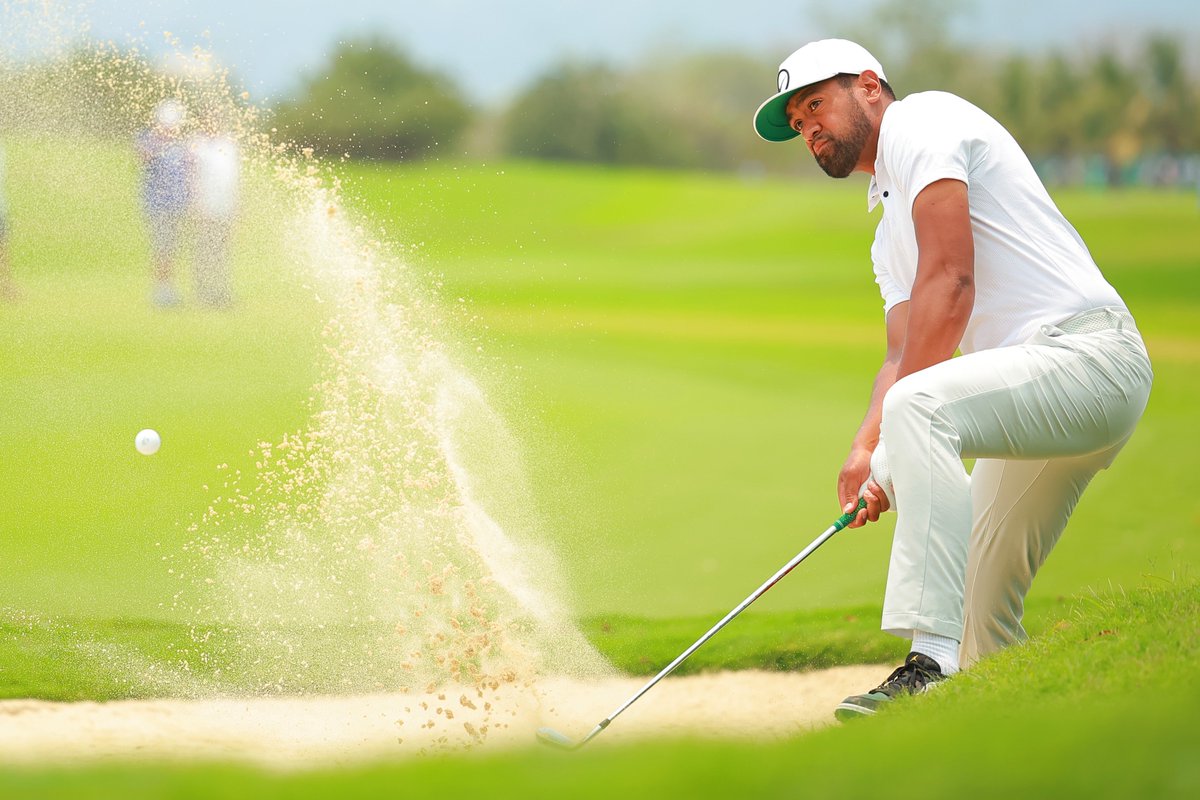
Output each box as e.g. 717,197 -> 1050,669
135,428 -> 161,456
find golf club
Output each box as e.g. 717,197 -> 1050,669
536,497 -> 868,750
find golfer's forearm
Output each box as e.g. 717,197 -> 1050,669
896,276 -> 973,379
852,359 -> 900,451
853,301 -> 909,452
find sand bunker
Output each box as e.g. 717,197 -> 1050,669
0,666 -> 885,769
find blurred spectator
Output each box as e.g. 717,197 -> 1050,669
135,99 -> 191,308
187,131 -> 240,308
0,141 -> 16,302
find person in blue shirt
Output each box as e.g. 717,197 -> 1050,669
135,100 -> 192,307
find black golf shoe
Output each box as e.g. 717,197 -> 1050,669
835,651 -> 947,720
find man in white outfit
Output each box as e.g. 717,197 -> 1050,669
753,40 -> 1153,718
188,131 -> 240,307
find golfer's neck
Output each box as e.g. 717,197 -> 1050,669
857,99 -> 892,176
857,128 -> 882,176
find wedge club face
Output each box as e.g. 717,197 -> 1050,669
536,726 -> 581,750
537,721 -> 607,750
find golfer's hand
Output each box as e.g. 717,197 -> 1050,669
837,447 -> 889,528
859,477 -> 891,524
835,448 -> 873,527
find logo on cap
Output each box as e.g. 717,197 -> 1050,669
778,69 -> 790,93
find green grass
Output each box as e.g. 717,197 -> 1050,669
1,592 -> 1090,702
1,139 -> 1198,795
0,606 -> 902,702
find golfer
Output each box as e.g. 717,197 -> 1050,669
753,39 -> 1153,718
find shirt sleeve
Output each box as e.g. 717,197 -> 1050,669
871,225 -> 908,314
886,100 -> 974,212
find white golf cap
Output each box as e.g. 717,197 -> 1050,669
753,39 -> 886,142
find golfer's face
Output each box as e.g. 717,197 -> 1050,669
785,78 -> 870,179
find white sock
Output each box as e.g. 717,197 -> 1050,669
912,630 -> 960,675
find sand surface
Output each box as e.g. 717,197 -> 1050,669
0,666 -> 886,769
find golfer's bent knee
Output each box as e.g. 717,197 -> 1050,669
880,376 -> 942,438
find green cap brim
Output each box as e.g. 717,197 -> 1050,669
753,89 -> 801,142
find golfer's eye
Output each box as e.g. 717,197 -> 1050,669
809,99 -> 821,112
792,119 -> 803,133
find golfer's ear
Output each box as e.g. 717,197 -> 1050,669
859,70 -> 883,101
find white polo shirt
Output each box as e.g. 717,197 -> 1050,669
869,91 -> 1125,354
188,135 -> 240,220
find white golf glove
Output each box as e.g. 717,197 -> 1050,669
858,440 -> 897,512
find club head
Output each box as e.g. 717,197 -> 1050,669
536,726 -> 580,750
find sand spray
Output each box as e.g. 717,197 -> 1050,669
0,1 -> 610,744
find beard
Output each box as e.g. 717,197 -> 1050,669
813,99 -> 872,178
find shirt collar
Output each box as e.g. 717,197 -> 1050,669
867,176 -> 883,211
867,102 -> 896,212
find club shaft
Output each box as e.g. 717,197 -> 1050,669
595,511 -> 855,731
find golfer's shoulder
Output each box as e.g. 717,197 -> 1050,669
884,92 -> 995,157
888,91 -> 981,131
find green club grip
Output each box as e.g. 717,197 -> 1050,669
833,498 -> 868,532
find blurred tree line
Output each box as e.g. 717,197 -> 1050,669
273,37 -> 467,160
275,2 -> 1199,184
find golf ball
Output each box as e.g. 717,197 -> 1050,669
135,428 -> 161,456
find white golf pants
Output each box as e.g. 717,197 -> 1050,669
877,307 -> 1153,666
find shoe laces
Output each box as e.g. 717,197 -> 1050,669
874,652 -> 944,697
